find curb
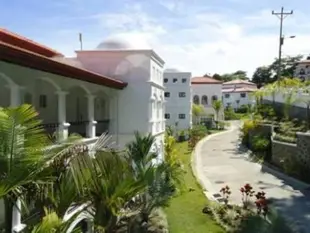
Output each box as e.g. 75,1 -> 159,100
191,125 -> 236,203
260,163 -> 310,190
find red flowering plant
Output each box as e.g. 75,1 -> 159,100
220,185 -> 231,205
240,183 -> 255,209
255,191 -> 269,218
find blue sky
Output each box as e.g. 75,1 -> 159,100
1,0 -> 310,76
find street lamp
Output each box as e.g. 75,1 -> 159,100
278,35 -> 296,80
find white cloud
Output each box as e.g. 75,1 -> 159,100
49,3 -> 310,78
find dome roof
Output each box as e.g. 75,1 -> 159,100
96,36 -> 151,50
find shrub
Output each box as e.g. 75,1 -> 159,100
256,104 -> 276,120
225,107 -> 239,120
240,120 -> 258,146
251,135 -> 270,152
188,125 -> 209,150
273,120 -> 307,143
235,105 -> 249,114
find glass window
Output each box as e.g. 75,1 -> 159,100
165,113 -> 170,119
240,93 -> 246,98
225,94 -> 230,98
164,78 -> 168,83
182,78 -> 187,83
39,95 -> 47,108
173,78 -> 178,83
179,114 -> 186,119
164,92 -> 170,98
179,92 -> 186,97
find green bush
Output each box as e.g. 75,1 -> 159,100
235,105 -> 249,114
225,107 -> 239,120
273,120 -> 307,143
256,104 -> 276,120
252,135 -> 270,152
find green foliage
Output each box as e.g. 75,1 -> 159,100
188,125 -> 209,150
251,135 -> 270,152
224,107 -> 240,120
274,120 -> 306,143
251,55 -> 303,86
239,120 -> 258,146
256,104 -> 276,120
235,105 -> 249,114
212,100 -> 223,121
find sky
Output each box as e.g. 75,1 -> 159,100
1,0 -> 310,77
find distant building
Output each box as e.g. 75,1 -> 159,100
222,79 -> 257,109
294,56 -> 310,81
191,76 -> 224,121
163,69 -> 192,131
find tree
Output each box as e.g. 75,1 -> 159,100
212,100 -> 223,122
192,104 -> 205,124
252,66 -> 273,87
269,55 -> 303,79
232,70 -> 248,80
212,73 -> 222,81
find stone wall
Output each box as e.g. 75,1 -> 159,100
248,123 -> 310,175
271,138 -> 297,168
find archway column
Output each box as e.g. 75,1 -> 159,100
10,85 -> 24,107
56,91 -> 70,141
86,95 -> 97,138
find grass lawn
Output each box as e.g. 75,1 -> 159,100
165,138 -> 225,233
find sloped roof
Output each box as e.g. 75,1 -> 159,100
223,79 -> 256,85
222,87 -> 257,93
0,29 -> 127,89
0,28 -> 63,57
191,76 -> 223,84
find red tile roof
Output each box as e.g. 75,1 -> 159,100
223,79 -> 256,86
0,28 -> 63,57
0,40 -> 127,89
222,87 -> 257,93
191,76 -> 223,84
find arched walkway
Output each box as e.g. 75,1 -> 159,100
94,91 -> 110,136
66,86 -> 89,137
0,73 -> 19,107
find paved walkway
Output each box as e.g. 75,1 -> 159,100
194,121 -> 310,233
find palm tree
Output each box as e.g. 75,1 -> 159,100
212,100 -> 222,122
192,104 -> 205,124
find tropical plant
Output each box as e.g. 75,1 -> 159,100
192,104 -> 205,124
212,100 -> 222,121
125,132 -> 175,230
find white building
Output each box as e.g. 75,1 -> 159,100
222,79 -> 257,109
294,56 -> 310,81
163,68 -> 192,130
0,28 -> 166,231
191,76 -> 224,120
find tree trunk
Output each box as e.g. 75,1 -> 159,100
4,197 -> 13,233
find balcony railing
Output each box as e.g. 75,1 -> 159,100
41,122 -> 59,141
96,119 -> 110,136
68,121 -> 88,137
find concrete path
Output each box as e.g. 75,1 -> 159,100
194,121 -> 310,233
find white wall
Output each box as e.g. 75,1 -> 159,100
163,71 -> 192,130
76,50 -> 166,151
191,83 -> 224,120
222,92 -> 254,109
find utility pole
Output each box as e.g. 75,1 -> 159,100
79,33 -> 83,50
272,7 -> 293,80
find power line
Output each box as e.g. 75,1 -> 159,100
272,7 -> 293,80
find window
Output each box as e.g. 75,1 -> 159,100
24,93 -> 32,104
182,78 -> 187,83
173,78 -> 178,83
300,68 -> 306,75
201,95 -> 208,105
212,95 -> 218,102
193,95 -> 199,104
164,78 -> 168,83
225,94 -> 230,98
39,95 -> 47,108
240,93 -> 246,98
179,114 -> 186,119
164,92 -> 170,98
179,92 -> 186,97
165,113 -> 170,119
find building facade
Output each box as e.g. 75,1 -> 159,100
294,56 -> 310,81
191,76 -> 224,121
0,29 -> 166,230
222,79 -> 257,109
163,69 -> 192,131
